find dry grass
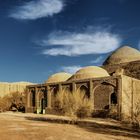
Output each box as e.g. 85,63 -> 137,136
53,89 -> 93,118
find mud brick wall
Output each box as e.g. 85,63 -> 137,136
102,60 -> 140,80
94,84 -> 114,110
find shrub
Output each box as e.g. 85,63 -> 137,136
0,94 -> 12,112
53,89 -> 93,118
0,91 -> 25,112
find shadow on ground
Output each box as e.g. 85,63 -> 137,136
25,116 -> 140,139
77,121 -> 140,139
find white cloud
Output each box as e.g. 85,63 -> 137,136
9,0 -> 64,20
61,65 -> 82,74
41,31 -> 122,56
138,41 -> 140,50
90,56 -> 104,64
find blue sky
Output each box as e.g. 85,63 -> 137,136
0,0 -> 140,83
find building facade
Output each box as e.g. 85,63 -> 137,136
26,46 -> 140,121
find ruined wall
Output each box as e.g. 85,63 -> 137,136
94,84 -> 114,110
102,60 -> 140,80
0,82 -> 33,97
121,75 -> 132,120
121,75 -> 140,121
132,78 -> 140,119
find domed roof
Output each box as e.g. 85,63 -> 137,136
45,72 -> 72,83
104,46 -> 140,65
68,66 -> 109,81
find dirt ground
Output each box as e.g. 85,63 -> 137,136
0,112 -> 139,140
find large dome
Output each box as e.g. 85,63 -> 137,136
104,46 -> 140,65
45,72 -> 72,83
68,66 -> 109,81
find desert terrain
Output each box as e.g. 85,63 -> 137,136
0,112 -> 139,140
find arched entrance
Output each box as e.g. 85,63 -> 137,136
37,89 -> 47,114
111,92 -> 117,104
79,85 -> 89,98
50,86 -> 59,107
31,89 -> 35,107
94,82 -> 116,110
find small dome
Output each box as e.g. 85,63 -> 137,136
104,46 -> 140,65
68,66 -> 109,81
45,72 -> 72,83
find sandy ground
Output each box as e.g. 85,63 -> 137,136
0,112 -> 139,140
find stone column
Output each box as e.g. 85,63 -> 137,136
59,84 -> 62,92
47,86 -> 51,108
26,89 -> 31,112
117,77 -> 122,120
131,80 -> 134,120
36,88 -> 40,114
72,82 -> 76,92
26,89 -> 30,108
89,80 -> 94,109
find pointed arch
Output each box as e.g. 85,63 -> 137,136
79,85 -> 90,98
31,89 -> 35,107
94,83 -> 115,110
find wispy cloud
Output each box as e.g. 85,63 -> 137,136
9,0 -> 64,20
90,56 -> 104,65
60,65 -> 82,74
40,30 -> 122,56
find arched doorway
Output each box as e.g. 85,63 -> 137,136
37,89 -> 47,114
79,85 -> 89,98
31,90 -> 35,107
111,92 -> 117,104
94,83 -> 115,110
51,86 -> 59,107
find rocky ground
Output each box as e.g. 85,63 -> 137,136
0,112 -> 139,140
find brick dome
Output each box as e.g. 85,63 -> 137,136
103,46 -> 140,65
45,72 -> 72,83
68,66 -> 109,81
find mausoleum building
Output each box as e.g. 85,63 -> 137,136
26,46 -> 140,120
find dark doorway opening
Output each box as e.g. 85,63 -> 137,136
41,98 -> 46,114
111,92 -> 117,104
32,90 -> 35,107
80,85 -> 90,98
